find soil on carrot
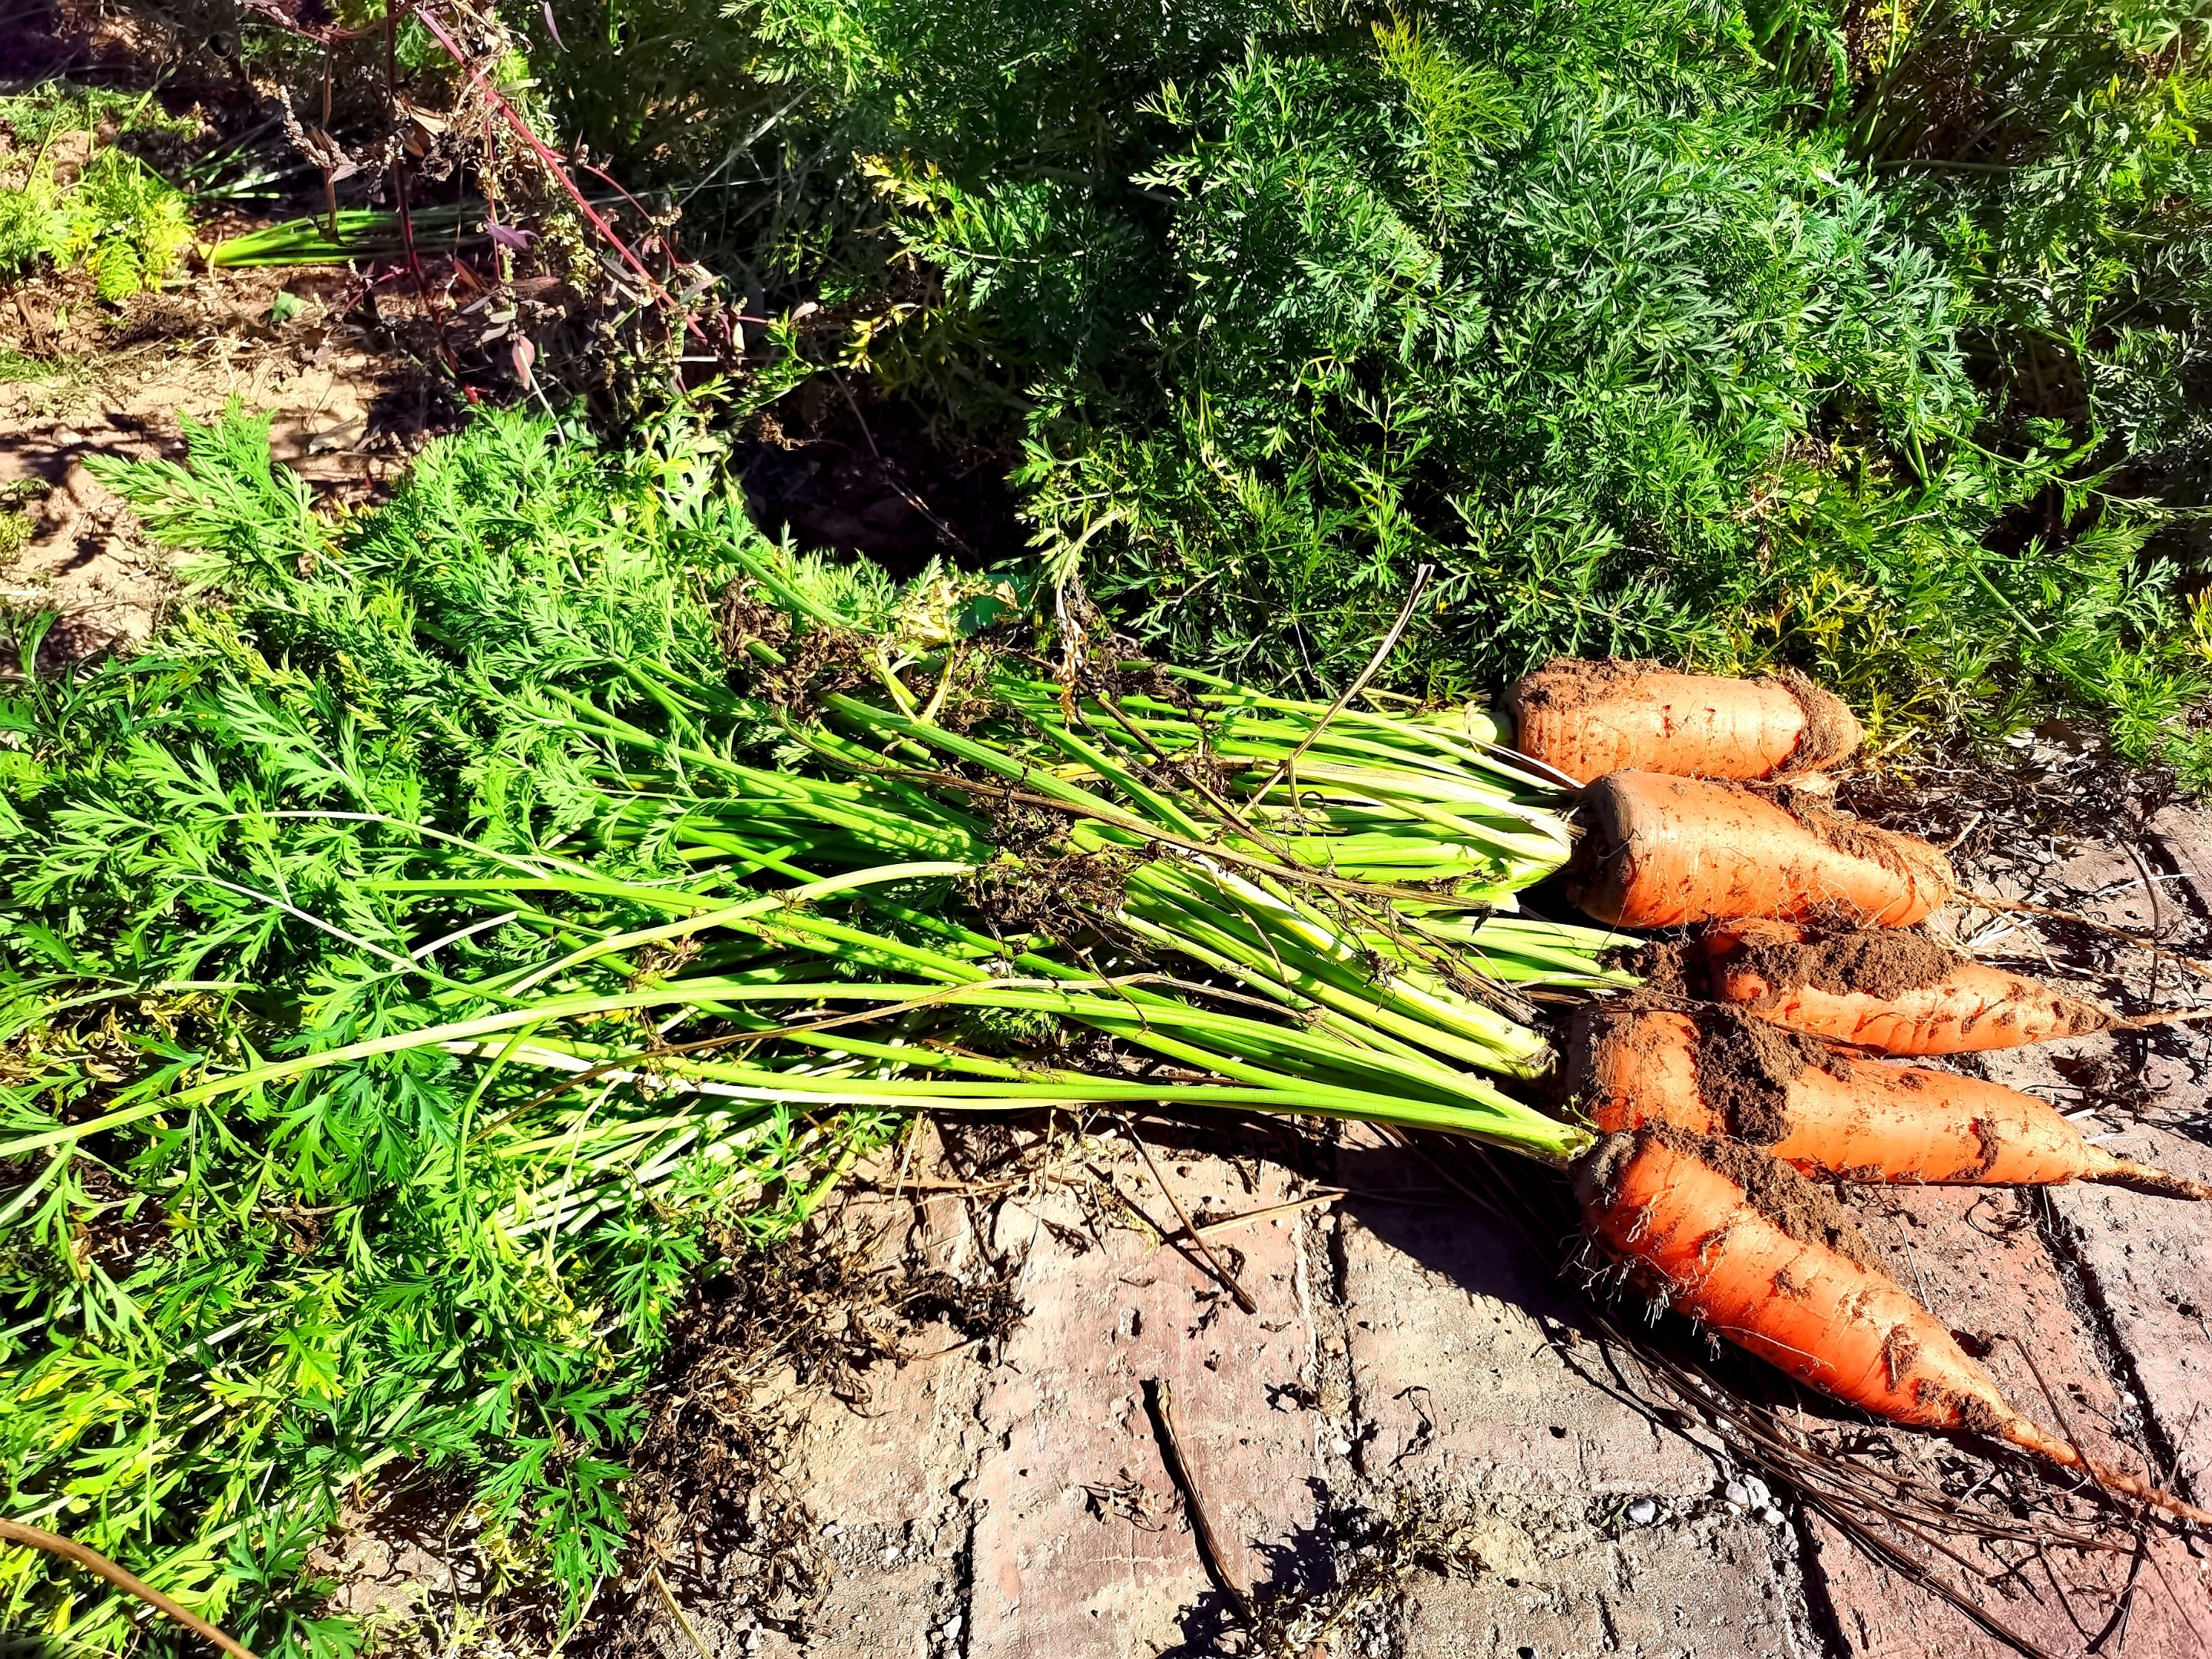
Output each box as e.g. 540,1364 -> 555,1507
1506,654 -> 1666,714
1511,659 -> 1859,772
1725,926 -> 1961,1002
1619,938 -> 1695,997
1571,998 -> 1839,1148
1773,667 -> 1862,769
1837,727 -> 2212,1042
1684,1008 -> 1843,1147
1652,1124 -> 1886,1273
1783,793 -> 1953,891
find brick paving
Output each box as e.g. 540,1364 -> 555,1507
646,806 -> 2212,1659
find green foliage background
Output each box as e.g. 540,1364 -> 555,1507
518,0 -> 2212,772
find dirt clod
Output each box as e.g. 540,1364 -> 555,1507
1879,1323 -> 1922,1389
1685,1006 -> 1838,1147
1722,926 -> 1961,1003
1616,938 -> 1693,997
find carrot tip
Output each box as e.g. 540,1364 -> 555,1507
2082,1459 -> 2212,1528
2086,1159 -> 2212,1203
1997,1416 -> 2212,1526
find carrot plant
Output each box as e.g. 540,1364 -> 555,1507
0,85 -> 197,299
1,404 -> 1628,1647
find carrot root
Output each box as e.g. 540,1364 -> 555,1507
1568,1004 -> 2208,1197
1995,1416 -> 2212,1527
1508,661 -> 1862,785
1699,919 -> 2116,1055
2083,1154 -> 2212,1204
1566,772 -> 1954,930
1577,1128 -> 2212,1527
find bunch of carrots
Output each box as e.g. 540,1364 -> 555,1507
1506,659 -> 2211,1525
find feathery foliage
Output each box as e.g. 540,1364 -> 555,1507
3,404 -> 1630,1648
512,0 -> 2212,776
0,410 -> 863,1651
0,84 -> 196,300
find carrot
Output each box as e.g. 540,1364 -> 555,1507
1565,772 -> 1954,929
1506,659 -> 1862,786
1699,919 -> 2115,1054
1565,1003 -> 2210,1198
1575,1128 -> 2212,1525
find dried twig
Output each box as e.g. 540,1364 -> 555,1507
408,6 -> 689,323
1145,1379 -> 1251,1624
1192,1190 -> 1346,1240
1125,1123 -> 1257,1315
0,1518 -> 260,1659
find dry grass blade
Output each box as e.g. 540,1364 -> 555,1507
1192,1189 -> 1346,1238
649,1565 -> 714,1659
1126,1121 -> 1258,1314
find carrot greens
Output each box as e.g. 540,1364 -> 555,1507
0,406 -> 1618,1649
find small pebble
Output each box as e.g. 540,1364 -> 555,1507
1330,1437 -> 1353,1456
1723,1479 -> 1750,1508
882,1546 -> 901,1565
1760,1506 -> 1786,1526
942,1614 -> 962,1640
1742,1475 -> 1773,1508
1626,1498 -> 1659,1526
821,1522 -> 843,1536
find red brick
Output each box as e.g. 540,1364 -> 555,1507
963,1156 -> 1326,1658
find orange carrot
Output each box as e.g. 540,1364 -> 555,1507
1575,1128 -> 2212,1525
1565,772 -> 1954,930
1565,1004 -> 2209,1198
1700,919 -> 2114,1054
1507,660 -> 1862,785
